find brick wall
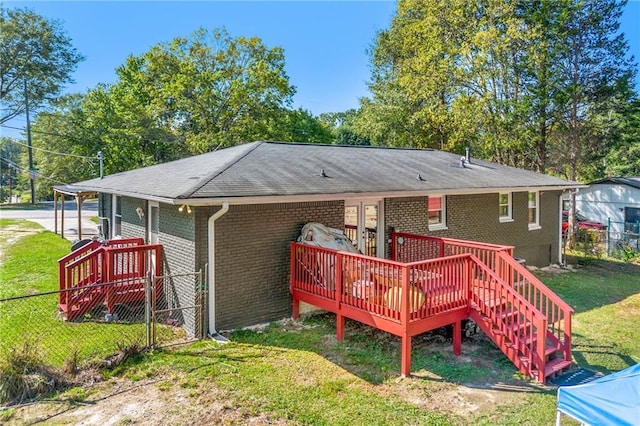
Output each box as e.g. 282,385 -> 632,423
157,203 -> 199,337
105,189 -> 561,334
213,201 -> 343,330
384,191 -> 562,266
120,197 -> 146,239
384,197 -> 429,258
108,196 -> 203,336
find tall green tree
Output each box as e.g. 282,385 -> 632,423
548,0 -> 635,182
115,27 -> 295,154
0,137 -> 24,202
319,109 -> 370,145
269,108 -> 334,143
31,27 -> 320,186
0,5 -> 83,123
30,94 -> 104,193
606,99 -> 640,177
355,0 -> 477,151
358,0 -> 636,180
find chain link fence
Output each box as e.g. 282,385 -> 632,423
0,270 -> 206,405
152,270 -> 207,347
564,227 -> 640,261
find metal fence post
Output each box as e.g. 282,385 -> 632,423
607,218 -> 611,256
197,268 -> 203,339
145,270 -> 152,348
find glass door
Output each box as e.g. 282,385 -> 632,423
345,199 -> 381,257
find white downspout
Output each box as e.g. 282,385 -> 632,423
207,202 -> 229,337
559,194 -> 564,265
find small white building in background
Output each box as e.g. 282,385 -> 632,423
572,177 -> 640,234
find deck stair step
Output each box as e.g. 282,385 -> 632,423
542,358 -> 572,379
506,321 -> 531,334
498,310 -> 520,322
545,344 -> 561,357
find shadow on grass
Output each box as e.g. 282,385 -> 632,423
538,256 -> 640,314
227,313 -> 542,394
570,331 -> 638,375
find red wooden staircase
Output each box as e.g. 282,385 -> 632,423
467,256 -> 572,383
391,233 -> 573,384
58,238 -> 163,321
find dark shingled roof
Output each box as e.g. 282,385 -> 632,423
588,176 -> 640,190
72,141 -> 581,203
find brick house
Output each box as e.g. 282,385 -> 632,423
69,141 -> 580,333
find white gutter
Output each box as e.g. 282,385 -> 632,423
559,194 -> 564,265
207,202 -> 229,337
177,185 -> 588,207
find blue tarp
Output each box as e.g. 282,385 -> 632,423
557,363 -> 640,425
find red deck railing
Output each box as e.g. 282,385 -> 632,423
496,253 -> 573,364
467,256 -> 548,383
291,241 -> 473,375
58,238 -> 163,320
392,232 -> 513,267
292,233 -> 573,383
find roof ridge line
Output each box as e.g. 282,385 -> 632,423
178,141 -> 265,199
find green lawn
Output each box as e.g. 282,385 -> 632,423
2,220 -> 639,424
0,221 -> 150,368
98,259 -> 638,425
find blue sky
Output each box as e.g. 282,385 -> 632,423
3,0 -> 640,135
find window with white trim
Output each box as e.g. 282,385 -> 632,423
428,195 -> 447,230
528,191 -> 540,229
499,192 -> 512,222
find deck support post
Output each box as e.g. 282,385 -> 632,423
452,320 -> 462,356
401,334 -> 411,376
292,298 -> 299,320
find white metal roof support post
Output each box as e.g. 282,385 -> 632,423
207,202 -> 229,338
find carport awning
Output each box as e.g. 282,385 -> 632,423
53,184 -> 98,198
53,185 -> 98,240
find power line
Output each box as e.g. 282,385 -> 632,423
1,123 -> 88,141
0,156 -> 68,185
1,135 -> 95,161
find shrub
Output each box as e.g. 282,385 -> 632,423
0,338 -> 65,405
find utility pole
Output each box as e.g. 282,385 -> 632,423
24,80 -> 35,204
97,151 -> 104,178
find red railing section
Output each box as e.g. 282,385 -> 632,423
467,256 -> 547,382
291,242 -> 474,375
58,238 -> 163,320
58,240 -> 102,306
391,232 -> 571,359
392,232 -> 513,268
496,252 -> 573,363
292,233 -> 573,383
291,243 -> 472,325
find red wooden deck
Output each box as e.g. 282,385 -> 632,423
290,232 -> 573,383
58,238 -> 163,321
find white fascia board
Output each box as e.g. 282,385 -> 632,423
175,185 -> 585,207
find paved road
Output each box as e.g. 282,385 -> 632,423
0,201 -> 99,242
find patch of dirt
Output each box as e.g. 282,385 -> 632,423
5,376 -> 286,426
382,375 -> 537,419
0,225 -> 40,264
